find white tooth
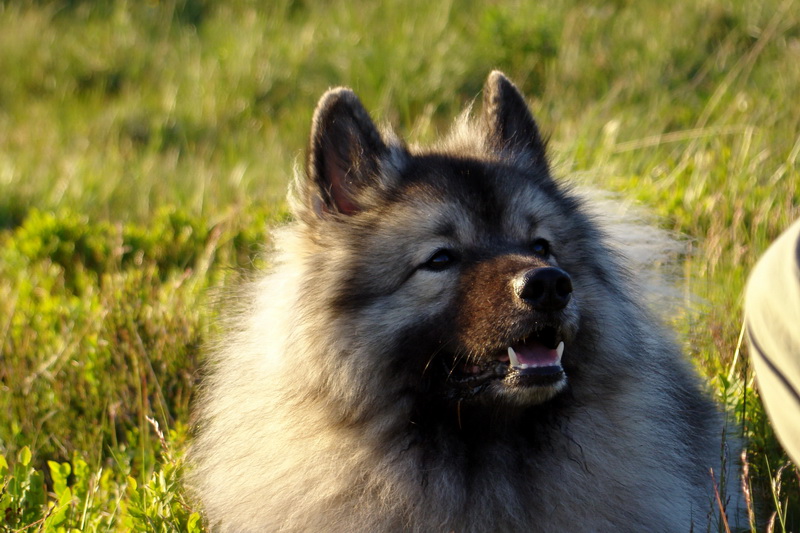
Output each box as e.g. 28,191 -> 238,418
507,346 -> 520,367
556,341 -> 565,360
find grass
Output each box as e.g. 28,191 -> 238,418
0,0 -> 798,530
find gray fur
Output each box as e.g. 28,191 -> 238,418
189,71 -> 740,532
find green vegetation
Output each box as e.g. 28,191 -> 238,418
0,0 -> 797,530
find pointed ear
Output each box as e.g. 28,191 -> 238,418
306,88 -> 388,216
482,71 -> 548,166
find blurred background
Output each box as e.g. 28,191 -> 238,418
0,0 -> 797,530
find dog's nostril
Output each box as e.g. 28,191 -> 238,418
555,275 -> 573,298
517,267 -> 573,310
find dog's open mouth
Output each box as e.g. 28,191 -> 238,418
445,326 -> 566,398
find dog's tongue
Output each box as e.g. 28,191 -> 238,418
508,340 -> 564,368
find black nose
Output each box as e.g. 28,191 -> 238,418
515,267 -> 573,310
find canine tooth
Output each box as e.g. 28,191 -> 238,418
556,341 -> 565,360
507,346 -> 520,367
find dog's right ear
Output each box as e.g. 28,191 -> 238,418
482,71 -> 548,168
305,88 -> 388,217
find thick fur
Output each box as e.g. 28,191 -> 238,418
189,72 -> 740,532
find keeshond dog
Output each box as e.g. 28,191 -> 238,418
189,71 -> 739,532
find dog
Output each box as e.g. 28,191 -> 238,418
189,71 -> 740,532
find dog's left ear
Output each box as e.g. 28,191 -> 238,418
306,88 -> 390,217
482,71 -> 548,167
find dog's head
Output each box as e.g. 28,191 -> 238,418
292,72 -> 621,410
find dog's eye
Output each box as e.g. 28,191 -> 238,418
422,249 -> 457,271
531,238 -> 550,257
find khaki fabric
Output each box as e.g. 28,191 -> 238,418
745,218 -> 800,464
